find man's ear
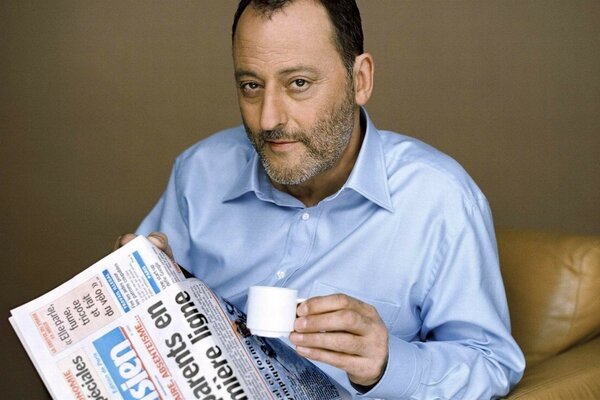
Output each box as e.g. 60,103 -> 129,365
352,53 -> 374,106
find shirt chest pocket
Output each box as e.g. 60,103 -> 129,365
307,281 -> 402,330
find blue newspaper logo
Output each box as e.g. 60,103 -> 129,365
93,327 -> 159,400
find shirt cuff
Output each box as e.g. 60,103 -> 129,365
356,335 -> 423,399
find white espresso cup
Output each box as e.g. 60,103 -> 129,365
246,286 -> 306,338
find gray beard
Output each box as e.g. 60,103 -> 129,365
244,91 -> 356,186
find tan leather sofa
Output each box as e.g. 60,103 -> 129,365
497,230 -> 600,399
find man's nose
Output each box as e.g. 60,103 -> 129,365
259,89 -> 287,132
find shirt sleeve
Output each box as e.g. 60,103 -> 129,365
359,197 -> 525,399
136,158 -> 192,266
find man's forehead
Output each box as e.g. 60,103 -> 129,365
232,0 -> 341,72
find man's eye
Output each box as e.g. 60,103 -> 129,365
291,79 -> 309,90
239,82 -> 262,97
241,82 -> 260,91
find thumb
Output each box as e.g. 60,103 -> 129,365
147,231 -> 175,261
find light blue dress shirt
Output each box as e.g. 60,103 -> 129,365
137,110 -> 525,399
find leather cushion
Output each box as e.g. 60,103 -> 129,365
504,336 -> 600,399
497,230 -> 600,366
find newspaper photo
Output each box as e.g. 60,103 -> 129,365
9,236 -> 351,399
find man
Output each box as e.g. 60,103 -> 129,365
118,0 -> 525,398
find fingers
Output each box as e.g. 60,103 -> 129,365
114,233 -> 137,250
297,293 -> 372,317
293,345 -> 385,387
147,231 -> 168,250
295,307 -> 373,336
295,344 -> 363,375
290,293 -> 389,387
292,306 -> 387,358
296,294 -> 381,334
293,331 -> 364,355
113,232 -> 174,260
147,231 -> 175,260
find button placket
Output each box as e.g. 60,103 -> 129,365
274,208 -> 321,284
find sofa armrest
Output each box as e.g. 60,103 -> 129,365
497,229 -> 600,366
504,336 -> 600,399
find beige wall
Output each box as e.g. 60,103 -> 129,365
1,1 -> 599,397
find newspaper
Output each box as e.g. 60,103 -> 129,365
9,236 -> 351,400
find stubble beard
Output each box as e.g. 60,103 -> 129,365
244,85 -> 356,186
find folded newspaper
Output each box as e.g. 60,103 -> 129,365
9,236 -> 351,400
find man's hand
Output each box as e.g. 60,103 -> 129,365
114,232 -> 175,260
289,294 -> 389,388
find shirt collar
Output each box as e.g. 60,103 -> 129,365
343,108 -> 394,212
222,108 -> 394,212
222,152 -> 268,202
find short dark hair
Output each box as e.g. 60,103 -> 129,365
232,0 -> 364,74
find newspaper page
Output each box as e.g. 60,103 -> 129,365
10,237 -> 351,400
9,236 -> 187,398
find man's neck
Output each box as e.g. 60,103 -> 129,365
272,112 -> 365,207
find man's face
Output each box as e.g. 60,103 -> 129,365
233,0 -> 358,185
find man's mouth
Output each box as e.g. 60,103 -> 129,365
268,139 -> 296,144
266,140 -> 299,151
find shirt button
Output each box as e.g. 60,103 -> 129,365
301,212 -> 310,221
276,270 -> 286,280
